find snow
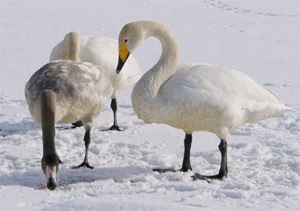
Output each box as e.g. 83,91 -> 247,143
0,0 -> 299,210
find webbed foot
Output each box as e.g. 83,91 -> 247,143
71,162 -> 94,169
56,121 -> 84,130
192,173 -> 226,181
71,120 -> 84,128
103,125 -> 122,131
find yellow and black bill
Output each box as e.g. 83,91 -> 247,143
116,43 -> 130,74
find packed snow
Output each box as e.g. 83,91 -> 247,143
0,0 -> 299,210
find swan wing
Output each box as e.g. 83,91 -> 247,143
160,63 -> 290,125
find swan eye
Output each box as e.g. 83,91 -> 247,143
124,39 -> 128,43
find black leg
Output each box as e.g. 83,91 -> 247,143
181,134 -> 192,172
218,139 -> 228,177
154,133 -> 193,173
106,99 -> 122,131
72,130 -> 94,169
192,139 -> 228,180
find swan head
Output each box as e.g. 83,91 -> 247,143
117,22 -> 146,73
41,154 -> 62,190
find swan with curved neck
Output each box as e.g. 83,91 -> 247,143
116,21 -> 294,180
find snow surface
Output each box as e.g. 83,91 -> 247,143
0,0 -> 299,210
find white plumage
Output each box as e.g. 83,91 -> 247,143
138,63 -> 291,139
116,21 -> 293,180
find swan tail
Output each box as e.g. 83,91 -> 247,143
64,32 -> 81,61
261,85 -> 295,113
244,103 -> 295,125
283,106 -> 296,112
261,86 -> 284,104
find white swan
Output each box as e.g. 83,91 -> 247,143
25,60 -> 113,190
116,21 -> 294,180
50,32 -> 142,130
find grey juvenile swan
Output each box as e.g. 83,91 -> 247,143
25,60 -> 112,190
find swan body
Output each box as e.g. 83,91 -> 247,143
50,32 -> 142,130
116,21 -> 294,179
134,63 -> 290,138
25,60 -> 113,189
26,60 -> 112,125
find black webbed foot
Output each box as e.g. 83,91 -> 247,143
71,162 -> 94,169
192,173 -> 226,181
71,120 -> 84,128
103,125 -> 122,131
56,121 -> 84,130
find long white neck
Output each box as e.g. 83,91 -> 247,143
135,22 -> 179,98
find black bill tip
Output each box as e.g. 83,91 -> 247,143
116,55 -> 129,74
47,177 -> 57,190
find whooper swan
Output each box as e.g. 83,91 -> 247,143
25,60 -> 113,190
116,21 -> 294,180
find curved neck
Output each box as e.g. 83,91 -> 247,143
63,32 -> 80,61
139,22 -> 179,97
